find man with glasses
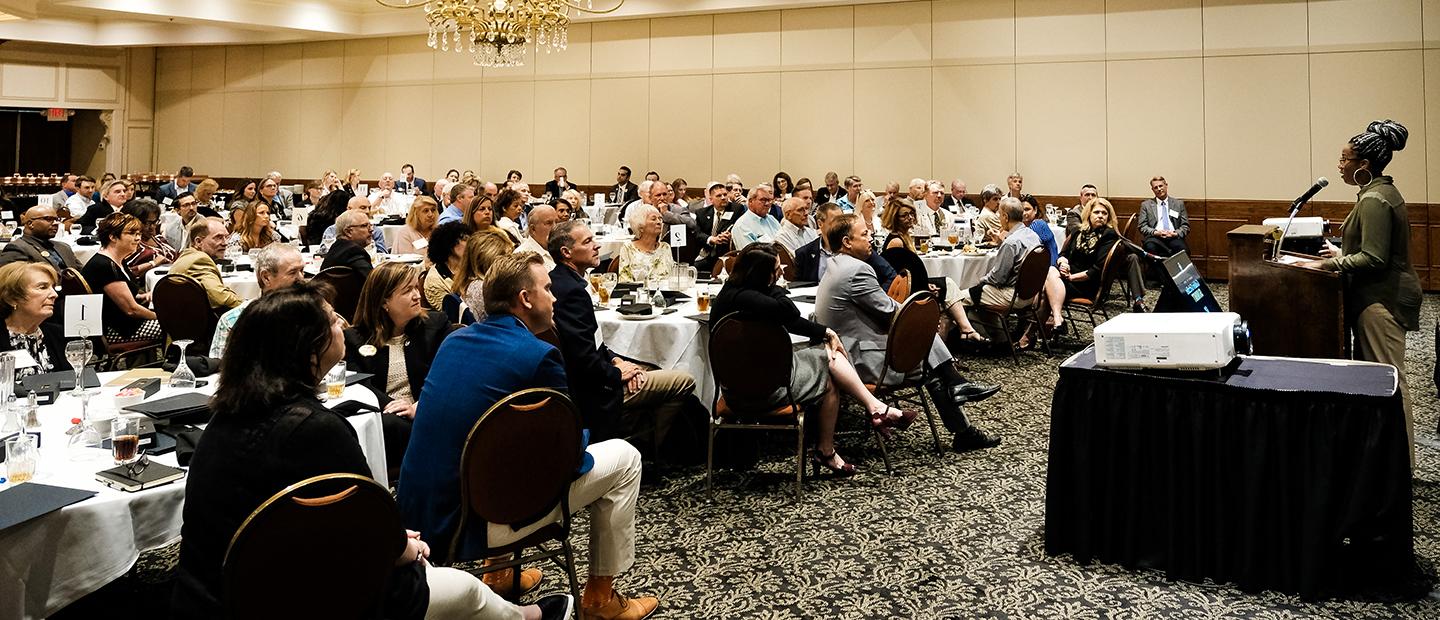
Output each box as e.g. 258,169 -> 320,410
170,217 -> 244,313
0,206 -> 80,270
322,196 -> 390,253
162,193 -> 202,250
943,179 -> 972,212
320,209 -> 375,280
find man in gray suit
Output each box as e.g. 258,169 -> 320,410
0,206 -> 81,271
47,174 -> 78,208
815,213 -> 1001,453
1137,176 -> 1188,257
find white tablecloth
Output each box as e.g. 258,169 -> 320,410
583,205 -> 621,226
52,235 -> 97,266
596,233 -> 632,260
921,251 -> 999,291
381,224 -> 405,251
0,373 -> 382,620
145,268 -> 260,300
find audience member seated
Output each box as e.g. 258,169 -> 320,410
437,182 -> 475,226
881,199 -> 988,345
0,206 -> 81,271
192,178 -> 222,218
393,196 -> 439,256
1064,184 -> 1099,238
345,262 -> 453,468
210,244 -> 306,358
81,213 -> 162,344
835,176 -> 862,212
494,189 -> 526,243
80,179 -> 128,234
973,185 -> 1002,242
169,217 -> 244,313
548,220 -> 701,448
728,184 -> 779,250
320,210 -> 376,280
401,163 -> 427,196
423,222 -> 471,311
1059,198 -> 1146,313
120,199 -> 178,279
321,196 -> 387,253
855,190 -> 883,239
1019,197 -> 1065,335
451,231 -> 513,324
517,205 -> 558,270
367,172 -> 406,215
399,252 -> 658,619
912,182 -> 956,239
172,282 -> 568,620
619,179 -> 654,224
162,192 -> 203,250
65,176 -> 96,220
712,244 -> 919,474
773,197 -> 817,255
943,179 -> 973,211
969,198 -> 1041,319
227,179 -> 258,214
616,205 -> 674,284
303,190 -> 348,247
794,202 -> 898,288
0,262 -> 67,379
814,172 -> 841,206
230,201 -> 287,252
815,213 -> 1001,454
466,195 -> 514,246
693,182 -> 744,274
254,177 -> 289,221
1138,175 -> 1188,257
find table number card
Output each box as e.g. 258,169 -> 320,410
669,224 -> 687,248
36,195 -> 53,208
64,294 -> 102,338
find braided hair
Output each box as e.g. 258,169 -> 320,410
1349,119 -> 1408,174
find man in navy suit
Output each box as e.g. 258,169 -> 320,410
397,252 -> 659,618
156,166 -> 196,205
399,163 -> 426,195
794,202 -> 898,288
692,182 -> 744,274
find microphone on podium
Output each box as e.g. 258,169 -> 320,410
1289,177 -> 1328,215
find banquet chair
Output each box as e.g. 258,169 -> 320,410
974,246 -> 1052,365
1061,241 -> 1124,332
56,267 -> 162,370
710,252 -> 739,279
223,473 -> 402,619
1120,212 -> 1139,245
775,244 -> 798,281
152,274 -> 219,352
886,272 -> 911,303
312,265 -> 365,323
707,313 -> 807,500
863,291 -> 945,466
449,388 -> 583,604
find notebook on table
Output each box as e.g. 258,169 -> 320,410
0,483 -> 96,532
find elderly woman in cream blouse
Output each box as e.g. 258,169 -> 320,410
616,204 -> 674,284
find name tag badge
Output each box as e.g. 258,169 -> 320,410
162,197 -> 173,206
412,238 -> 429,250
721,211 -> 734,221
40,251 -> 50,258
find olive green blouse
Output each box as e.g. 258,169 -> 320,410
1319,175 -> 1422,331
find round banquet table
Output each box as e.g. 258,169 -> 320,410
381,224 -> 405,251
146,267 -> 260,300
52,235 -> 97,266
595,233 -> 633,260
920,249 -> 998,291
0,372 -> 383,620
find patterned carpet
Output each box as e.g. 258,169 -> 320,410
62,284 -> 1440,619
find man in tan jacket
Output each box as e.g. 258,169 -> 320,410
169,217 -> 243,312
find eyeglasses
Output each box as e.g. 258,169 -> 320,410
1339,156 -> 1362,163
345,224 -> 374,231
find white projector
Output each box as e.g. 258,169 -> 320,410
1262,216 -> 1326,238
1093,312 -> 1249,370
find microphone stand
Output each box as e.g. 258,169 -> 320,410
1273,197 -> 1309,261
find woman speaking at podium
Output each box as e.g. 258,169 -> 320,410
1302,120 -> 1421,463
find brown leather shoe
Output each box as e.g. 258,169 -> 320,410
482,567 -> 543,600
580,589 -> 659,620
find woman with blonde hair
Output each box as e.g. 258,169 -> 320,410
450,231 -> 515,324
857,190 -> 883,240
230,201 -> 285,251
393,196 -> 439,255
192,178 -> 221,217
882,197 -> 989,344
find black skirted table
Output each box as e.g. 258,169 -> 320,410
1045,347 -> 1416,600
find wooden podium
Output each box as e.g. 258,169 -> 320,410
1227,225 -> 1345,358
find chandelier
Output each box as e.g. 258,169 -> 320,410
375,0 -> 624,67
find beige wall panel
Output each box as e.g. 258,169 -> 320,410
854,67 -> 931,183
650,15 -> 713,76
386,36 -> 434,85
1309,0 -> 1421,52
155,48 -> 191,93
932,0 -> 1015,65
65,66 -> 117,103
713,11 -> 781,72
221,90 -> 262,176
128,48 -> 155,121
712,72 -> 781,184
533,80 -> 591,184
191,47 -> 227,93
592,20 -> 651,78
343,38 -> 390,86
932,64 -> 1016,187
1203,54 -> 1310,199
1016,62 -> 1106,196
1310,51 -> 1426,200
259,89 -> 301,175
1202,0 -> 1308,55
780,69 -> 853,178
536,23 -> 592,79
385,85 -> 432,175
482,49 -> 537,82
154,95 -> 190,169
262,44 -> 302,90
187,92 -> 225,175
302,41 -> 345,88
430,83 -> 483,175
339,87 -> 388,175
1104,0 -> 1202,60
1015,0 -> 1105,63
781,6 -> 854,70
1106,58 -> 1205,198
224,46 -> 263,91
0,63 -> 57,99
853,2 -> 932,68
431,42 -> 486,82
590,78 -> 650,180
648,75 -> 712,183
1426,50 -> 1440,202
125,127 -> 154,176
1427,0 -> 1440,48
479,81 -> 535,181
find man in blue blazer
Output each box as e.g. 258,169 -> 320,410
397,252 -> 659,618
156,166 -> 197,205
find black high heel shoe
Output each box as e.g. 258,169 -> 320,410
811,449 -> 857,477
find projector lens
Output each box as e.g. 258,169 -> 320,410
1233,320 -> 1252,355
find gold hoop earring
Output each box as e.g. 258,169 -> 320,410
1354,168 -> 1373,186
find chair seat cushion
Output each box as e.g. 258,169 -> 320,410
1066,298 -> 1095,307
715,395 -> 800,418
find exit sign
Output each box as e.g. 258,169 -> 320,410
44,108 -> 68,121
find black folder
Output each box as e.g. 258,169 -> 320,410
0,483 -> 96,532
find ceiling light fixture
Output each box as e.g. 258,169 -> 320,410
375,0 -> 623,67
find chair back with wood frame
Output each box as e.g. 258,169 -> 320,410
866,291 -> 945,462
450,388 -> 583,602
1120,212 -> 1139,244
978,246 -> 1053,363
886,272 -> 911,303
710,251 -> 739,279
707,313 -> 806,499
312,265 -> 365,323
153,273 -> 218,349
1063,240 -> 1124,329
223,473 -> 402,619
775,244 -> 798,281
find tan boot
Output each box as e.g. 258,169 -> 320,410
481,565 -> 543,600
579,587 -> 659,620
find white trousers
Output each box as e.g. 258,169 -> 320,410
425,565 -> 524,620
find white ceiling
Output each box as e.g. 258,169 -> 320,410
0,0 -> 899,47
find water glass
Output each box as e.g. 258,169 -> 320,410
5,434 -> 36,484
111,414 -> 143,466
